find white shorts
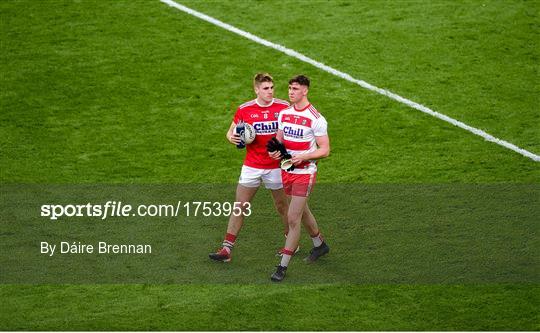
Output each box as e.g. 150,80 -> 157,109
239,165 -> 283,190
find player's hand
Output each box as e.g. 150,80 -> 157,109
291,154 -> 307,165
268,150 -> 282,160
228,133 -> 241,145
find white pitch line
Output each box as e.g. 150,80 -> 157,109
160,0 -> 539,162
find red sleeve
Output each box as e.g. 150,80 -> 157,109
233,107 -> 243,124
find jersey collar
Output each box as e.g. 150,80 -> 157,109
293,103 -> 311,112
255,98 -> 274,108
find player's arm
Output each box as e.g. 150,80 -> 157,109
291,135 -> 330,165
226,121 -> 241,145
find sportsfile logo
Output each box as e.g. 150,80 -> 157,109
253,121 -> 278,134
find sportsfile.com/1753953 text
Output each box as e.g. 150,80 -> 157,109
40,201 -> 252,220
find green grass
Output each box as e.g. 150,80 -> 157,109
0,0 -> 538,330
181,0 -> 540,155
1,0 -> 538,183
1,284 -> 538,330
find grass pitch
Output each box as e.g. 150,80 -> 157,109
1,0 -> 539,330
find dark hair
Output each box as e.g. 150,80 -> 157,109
288,75 -> 310,87
253,73 -> 273,87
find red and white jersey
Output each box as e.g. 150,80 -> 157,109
234,98 -> 289,169
278,103 -> 328,174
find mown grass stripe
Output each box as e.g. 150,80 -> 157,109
160,0 -> 539,162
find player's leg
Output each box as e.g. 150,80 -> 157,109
264,168 -> 299,255
297,173 -> 329,262
283,195 -> 307,255
209,184 -> 258,262
301,203 -> 319,236
301,203 -> 328,261
270,189 -> 289,234
227,183 -> 259,235
271,188 -> 301,255
264,169 -> 290,235
271,194 -> 307,282
209,166 -> 260,262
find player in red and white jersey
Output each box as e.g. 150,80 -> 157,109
233,95 -> 289,170
278,100 -> 327,175
269,75 -> 330,282
209,73 -> 292,263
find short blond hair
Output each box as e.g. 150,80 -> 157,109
253,73 -> 273,87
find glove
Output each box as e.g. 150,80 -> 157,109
235,122 -> 246,149
266,138 -> 290,158
266,138 -> 295,171
266,137 -> 278,152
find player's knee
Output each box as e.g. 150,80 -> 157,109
236,199 -> 249,206
287,221 -> 301,231
287,212 -> 302,226
275,200 -> 288,216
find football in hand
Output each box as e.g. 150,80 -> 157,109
241,123 -> 256,144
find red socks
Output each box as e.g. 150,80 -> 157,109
222,233 -> 236,254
